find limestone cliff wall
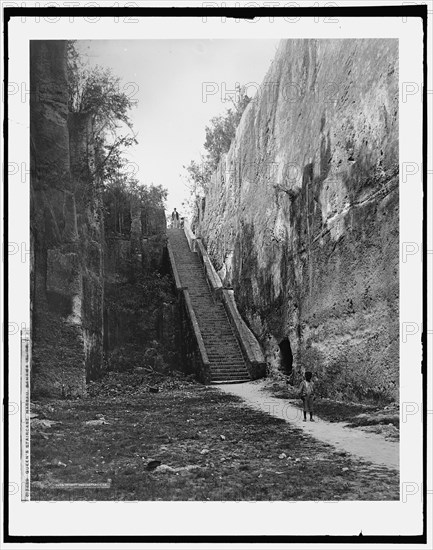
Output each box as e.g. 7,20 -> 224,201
199,39 -> 399,402
31,41 -> 104,397
103,196 -> 168,351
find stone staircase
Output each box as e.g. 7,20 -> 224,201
167,228 -> 250,384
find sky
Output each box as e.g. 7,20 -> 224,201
77,39 -> 280,216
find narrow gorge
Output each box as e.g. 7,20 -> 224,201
30,39 -> 398,405
25,33 -> 405,508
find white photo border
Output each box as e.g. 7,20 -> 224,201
3,1 -> 430,545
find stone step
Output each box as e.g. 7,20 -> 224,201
211,364 -> 247,368
209,356 -> 245,360
211,371 -> 249,380
209,358 -> 245,363
212,373 -> 248,377
211,366 -> 249,371
210,368 -> 247,373
211,367 -> 248,370
212,382 -> 249,386
214,374 -> 249,377
212,380 -> 249,384
208,355 -> 244,360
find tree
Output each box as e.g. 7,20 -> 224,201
67,40 -> 138,190
204,87 -> 251,171
102,176 -> 168,237
184,85 -> 251,199
66,41 -> 167,237
67,42 -> 135,137
183,156 -> 212,196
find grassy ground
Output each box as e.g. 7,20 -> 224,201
31,371 -> 399,501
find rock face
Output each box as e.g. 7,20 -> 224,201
198,39 -> 399,402
103,196 -> 169,352
31,41 -> 104,397
31,41 -> 82,397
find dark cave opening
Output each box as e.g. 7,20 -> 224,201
279,337 -> 293,375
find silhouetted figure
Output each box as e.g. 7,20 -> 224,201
299,371 -> 316,422
171,208 -> 179,228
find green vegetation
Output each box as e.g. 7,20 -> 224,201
102,178 -> 167,237
67,41 -> 134,136
67,41 -> 167,236
183,85 -> 251,204
104,269 -> 178,374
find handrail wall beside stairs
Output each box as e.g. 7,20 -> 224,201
166,236 -> 211,383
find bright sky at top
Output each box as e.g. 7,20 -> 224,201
77,39 -> 280,216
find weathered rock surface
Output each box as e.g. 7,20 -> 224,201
103,196 -> 170,353
198,39 -> 398,402
31,41 -> 104,397
31,41 -> 83,397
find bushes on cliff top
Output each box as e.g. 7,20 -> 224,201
66,40 -> 140,196
183,85 -> 251,199
102,178 -> 167,237
67,41 -> 134,136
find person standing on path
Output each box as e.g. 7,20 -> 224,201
299,371 -> 315,422
171,208 -> 180,229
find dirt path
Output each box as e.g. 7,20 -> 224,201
218,381 -> 399,470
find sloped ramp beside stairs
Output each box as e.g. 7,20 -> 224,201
168,228 -> 250,384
